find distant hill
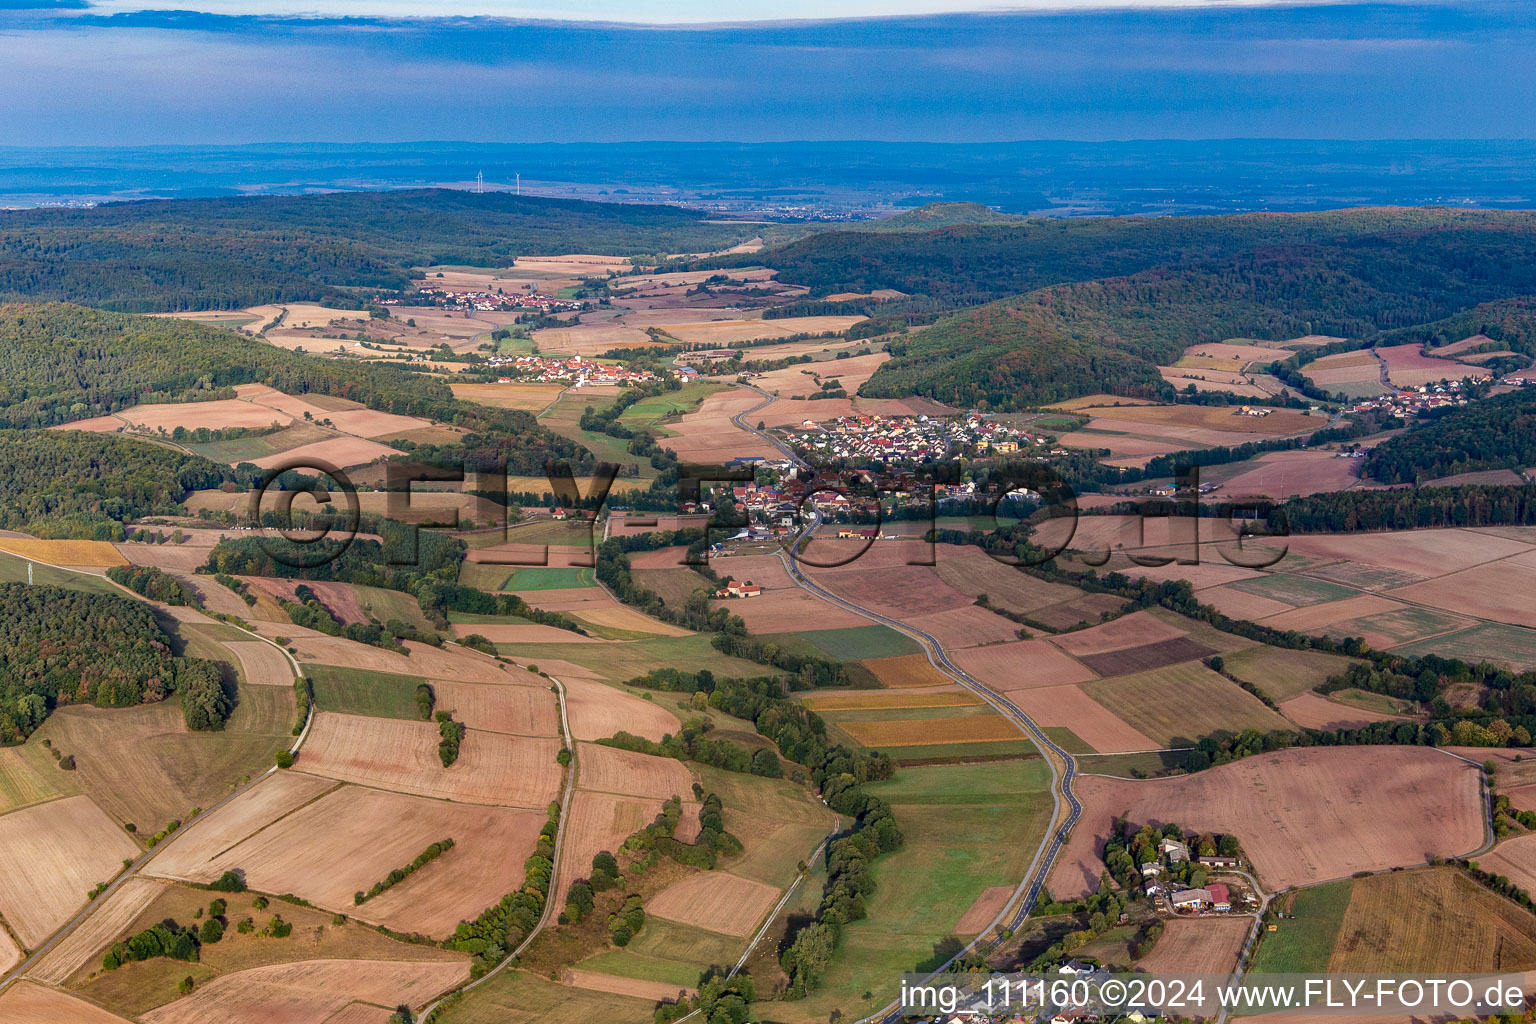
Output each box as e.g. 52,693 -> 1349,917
859,202 -> 1025,232
0,190 -> 757,312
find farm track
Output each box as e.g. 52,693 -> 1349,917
0,557 -> 305,994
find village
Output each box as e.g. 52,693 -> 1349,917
1346,377 -> 1484,418
780,412 -> 1036,465
391,284 -> 586,315
487,354 -> 661,386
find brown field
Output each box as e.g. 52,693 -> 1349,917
113,398 -> 293,433
0,795 -> 141,946
626,545 -> 694,569
1159,366 -> 1273,398
1178,341 -> 1291,368
452,623 -> 602,643
1053,747 -> 1483,896
799,690 -> 981,711
862,653 -> 955,688
139,958 -> 469,1024
321,408 -> 434,439
1087,402 -> 1318,437
249,436 -> 398,471
1284,526 -> 1534,578
1377,343 -> 1481,387
930,547 -> 1090,612
1424,468 -> 1527,487
1047,394 -> 1160,411
1049,611 -> 1186,657
838,715 -> 1024,748
451,382 -> 567,412
297,713 -> 562,808
952,640 -> 1099,691
224,641 -> 294,686
531,323 -> 655,355
1256,594 -> 1403,634
713,588 -> 867,633
0,923 -> 18,975
1214,450 -> 1364,499
1196,584 -> 1296,621
163,786 -> 546,938
1389,561 -> 1536,629
953,885 -> 1014,935
147,772 -> 338,881
1304,349 -> 1381,385
1328,867 -> 1536,974
660,388 -> 784,463
1076,636 -> 1217,677
320,1006 -> 394,1024
647,870 -> 781,936
904,605 -> 1023,648
1138,918 -> 1251,974
1008,685 -> 1157,753
1478,833 -> 1536,894
1055,430 -> 1189,460
573,605 -> 694,637
1504,783 -> 1536,814
27,877 -> 169,983
0,537 -> 126,566
0,982 -> 132,1023
563,677 -> 680,743
752,351 -> 888,398
289,636 -> 514,684
564,969 -> 695,1003
576,742 -> 695,801
432,681 -> 559,736
559,791 -> 672,899
809,564 -> 973,619
509,588 -> 610,612
653,315 -> 865,344
1279,692 -> 1407,731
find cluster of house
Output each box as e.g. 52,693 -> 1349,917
488,355 -> 659,386
715,578 -> 762,599
1347,378 -> 1484,417
782,414 -> 1034,465
404,286 -> 584,314
1138,837 -> 1248,914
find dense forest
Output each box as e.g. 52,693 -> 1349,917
0,429 -> 235,537
1365,387 -> 1536,483
0,304 -> 584,474
0,190 -> 755,311
855,212 -> 1536,408
0,582 -> 230,741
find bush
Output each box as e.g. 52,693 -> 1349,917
199,918 -> 224,944
274,750 -> 295,769
210,871 -> 246,893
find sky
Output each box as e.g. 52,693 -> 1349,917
0,0 -> 1532,144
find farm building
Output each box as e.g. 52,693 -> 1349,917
1160,837 -> 1191,862
1206,883 -> 1232,911
1170,888 -> 1212,909
1199,855 -> 1240,868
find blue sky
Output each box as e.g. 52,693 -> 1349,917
0,1 -> 1531,144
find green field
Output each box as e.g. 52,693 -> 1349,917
774,759 -> 1054,1024
1075,749 -> 1189,777
1041,726 -> 1094,754
784,624 -> 921,661
1332,605 -> 1478,647
574,948 -> 705,990
351,584 -> 437,632
616,382 -> 726,436
1225,574 -> 1358,607
1250,880 -> 1354,974
1328,687 -> 1418,715
699,766 -> 835,888
456,561 -> 514,592
1391,623 -> 1536,672
493,633 -> 778,683
502,567 -> 595,590
1221,646 -> 1361,702
441,968 -> 659,1024
539,392 -> 658,479
306,664 -> 427,719
631,567 -> 711,609
0,551 -> 121,596
1082,661 -> 1291,747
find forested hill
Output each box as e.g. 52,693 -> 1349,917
851,211 -> 1536,409
1365,387 -> 1536,484
0,304 -> 583,473
0,190 -> 756,311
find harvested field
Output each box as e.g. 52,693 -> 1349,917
1393,623 -> 1536,672
0,923 -> 17,975
1327,605 -> 1477,649
1177,341 -> 1290,368
1197,583 -> 1296,621
572,605 -> 693,637
563,970 -> 695,1003
1087,402 -> 1317,436
1376,343 -> 1480,387
289,636 -> 514,684
1049,611 -> 1186,657
799,690 -> 981,711
0,537 -> 125,566
452,623 -> 601,643
713,588 -> 867,633
1256,594 -> 1403,634
139,958 -> 470,1024
862,653 -> 954,688
626,546 -> 694,569
563,677 -> 680,743
531,323 -> 654,355
149,771 -> 338,881
1390,561 -> 1536,629
653,315 -> 864,344
1050,747 -> 1483,897
952,640 -> 1098,691
647,871 -> 780,936
1008,685 -> 1157,753
115,398 -> 293,433
1215,450 -> 1364,499
1284,527 -> 1534,578
1328,867 -> 1536,973
0,745 -> 66,815
451,382 -> 567,412
931,548 -> 1089,611
0,982 -> 132,1023
1223,572 -> 1357,607
1028,593 -> 1131,631
953,885 -> 1014,935
804,564 -> 971,617
28,877 -> 164,983
432,681 -> 560,737
1137,918 -> 1250,974
224,640 -> 294,686
1221,645 -> 1361,702
838,715 -> 1024,748
904,605 -> 1023,648
1076,637 -> 1217,677
249,436 -> 398,471
576,742 -> 695,801
0,795 -> 141,946
559,791 -> 672,900
1279,692 -> 1408,730
504,588 -> 610,612
658,388 -> 783,463
1082,662 -> 1291,746
1478,833 -> 1536,896
1304,350 -> 1381,386
322,408 -> 435,438
165,786 -> 547,938
298,713 -> 562,808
